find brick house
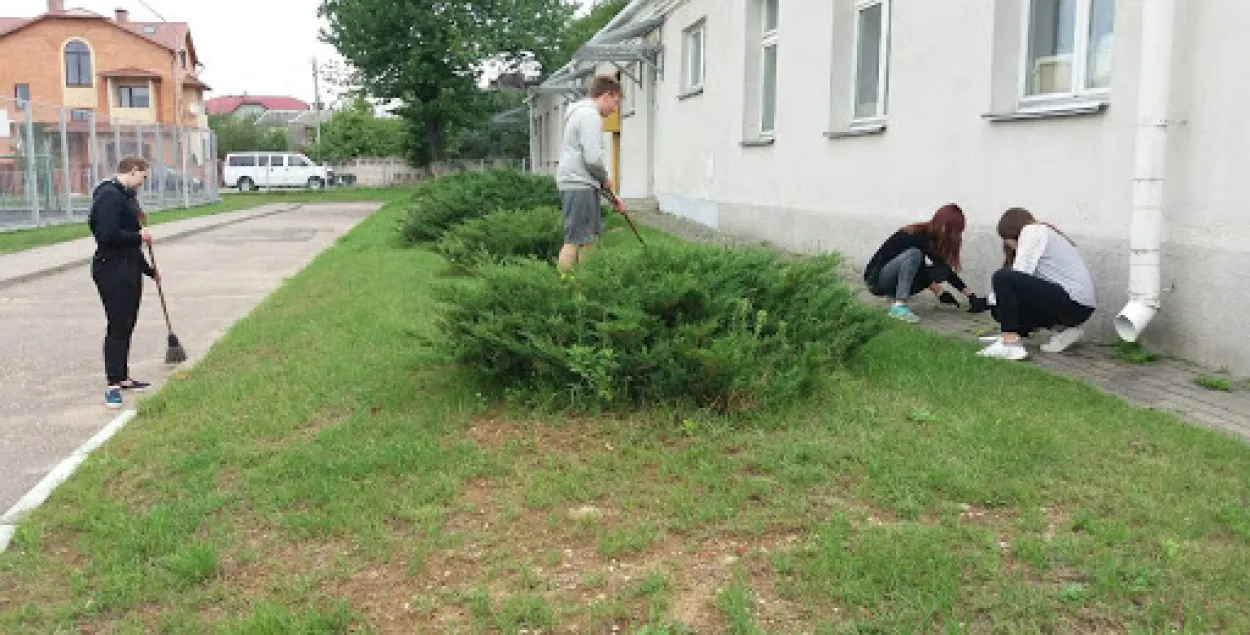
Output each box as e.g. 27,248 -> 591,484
0,0 -> 211,188
205,95 -> 310,118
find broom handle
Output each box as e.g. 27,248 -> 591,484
139,213 -> 174,334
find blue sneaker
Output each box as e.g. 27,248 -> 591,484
105,388 -> 124,409
888,304 -> 920,324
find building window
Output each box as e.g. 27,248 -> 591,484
70,109 -> 92,121
119,86 -> 151,108
14,83 -> 30,105
1023,0 -> 1115,98
759,0 -> 779,135
64,40 -> 93,87
682,20 -> 706,95
851,0 -> 890,121
180,50 -> 188,69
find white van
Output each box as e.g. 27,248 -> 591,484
223,152 -> 334,191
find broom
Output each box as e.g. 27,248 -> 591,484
138,212 -> 188,364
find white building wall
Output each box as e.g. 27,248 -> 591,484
534,0 -> 1250,374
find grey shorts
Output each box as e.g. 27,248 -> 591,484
560,188 -> 602,245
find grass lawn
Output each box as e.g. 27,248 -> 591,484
2,199 -> 1249,633
0,187 -> 418,256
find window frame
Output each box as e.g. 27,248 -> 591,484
849,0 -> 891,123
681,19 -> 707,96
1018,0 -> 1114,102
118,85 -> 151,109
64,40 -> 93,88
758,0 -> 780,137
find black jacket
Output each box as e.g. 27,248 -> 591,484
864,229 -> 967,291
88,179 -> 155,277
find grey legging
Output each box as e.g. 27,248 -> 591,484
870,248 -> 956,301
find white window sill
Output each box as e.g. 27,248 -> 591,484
983,98 -> 1109,122
678,86 -> 704,100
825,119 -> 887,139
740,137 -> 776,148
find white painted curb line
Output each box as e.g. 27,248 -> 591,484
0,409 -> 137,553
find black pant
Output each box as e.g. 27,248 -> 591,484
92,253 -> 143,386
991,269 -> 1093,336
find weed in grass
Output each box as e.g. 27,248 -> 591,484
597,521 -> 660,558
633,572 -> 675,621
1112,340 -> 1162,364
496,593 -> 556,633
636,623 -> 697,635
716,571 -> 763,635
225,600 -> 360,633
1195,376 -> 1232,392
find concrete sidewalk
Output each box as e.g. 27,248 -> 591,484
630,208 -> 1250,442
0,202 -> 379,517
0,203 -> 301,290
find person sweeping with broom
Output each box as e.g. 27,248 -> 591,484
88,157 -> 161,409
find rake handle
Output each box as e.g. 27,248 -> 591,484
600,188 -> 646,246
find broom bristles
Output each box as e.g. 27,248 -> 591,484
165,332 -> 188,364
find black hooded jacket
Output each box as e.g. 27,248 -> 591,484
88,179 -> 155,277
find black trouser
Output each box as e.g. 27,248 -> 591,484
990,269 -> 1093,336
92,253 -> 143,386
868,248 -> 955,300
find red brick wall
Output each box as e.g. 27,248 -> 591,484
0,18 -> 197,125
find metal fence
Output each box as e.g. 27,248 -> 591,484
0,96 -> 220,232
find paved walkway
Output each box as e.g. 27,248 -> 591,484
0,202 -> 378,515
630,208 -> 1250,442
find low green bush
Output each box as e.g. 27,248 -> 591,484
400,170 -> 559,244
436,206 -> 565,268
433,242 -> 884,414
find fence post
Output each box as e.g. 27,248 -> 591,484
154,122 -> 164,210
59,106 -> 72,217
23,102 -> 39,225
88,111 -> 99,187
208,132 -> 218,200
180,127 -> 190,209
113,120 -> 121,168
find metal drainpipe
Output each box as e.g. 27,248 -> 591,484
1115,0 -> 1178,342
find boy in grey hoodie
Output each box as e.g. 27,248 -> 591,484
556,75 -> 622,271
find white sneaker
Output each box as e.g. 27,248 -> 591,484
1041,327 -> 1084,353
977,340 -> 1029,361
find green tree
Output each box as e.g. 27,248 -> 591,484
552,0 -> 629,70
318,0 -> 575,166
305,98 -> 410,161
208,114 -> 289,159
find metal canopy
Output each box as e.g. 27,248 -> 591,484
572,42 -> 661,65
596,16 -> 664,44
535,15 -> 664,95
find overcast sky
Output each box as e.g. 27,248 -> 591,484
8,0 -> 597,104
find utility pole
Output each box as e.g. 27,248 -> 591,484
311,56 -> 323,163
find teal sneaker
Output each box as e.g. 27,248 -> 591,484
888,304 -> 920,324
105,388 -> 124,409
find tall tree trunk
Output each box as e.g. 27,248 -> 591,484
424,117 -> 446,164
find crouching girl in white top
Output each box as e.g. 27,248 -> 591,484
978,207 -> 1096,361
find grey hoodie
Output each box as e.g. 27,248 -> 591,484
556,98 -> 609,191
